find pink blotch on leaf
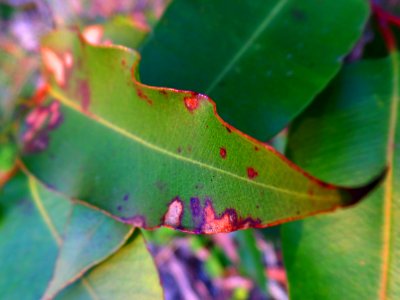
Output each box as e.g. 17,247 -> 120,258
42,48 -> 65,86
164,198 -> 184,228
82,25 -> 104,44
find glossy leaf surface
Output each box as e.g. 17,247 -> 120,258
282,55 -> 400,299
21,30 -> 377,234
0,173 -> 135,299
140,0 -> 369,139
55,231 -> 163,300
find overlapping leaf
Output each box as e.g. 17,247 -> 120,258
0,172 -> 161,299
140,0 -> 369,139
20,30 -> 379,234
282,54 -> 399,299
55,231 -> 163,300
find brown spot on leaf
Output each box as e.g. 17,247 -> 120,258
247,167 -> 258,179
136,87 -> 153,105
78,80 -> 91,112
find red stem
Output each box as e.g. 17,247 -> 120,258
371,2 -> 398,52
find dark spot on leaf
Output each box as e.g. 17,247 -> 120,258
291,9 -> 306,22
177,147 -> 182,153
123,193 -> 130,201
226,126 -> 232,133
219,147 -> 227,159
121,58 -> 126,67
155,181 -> 167,192
159,89 -> 168,96
117,205 -> 123,211
254,146 -> 259,151
247,167 -> 258,179
195,183 -> 204,190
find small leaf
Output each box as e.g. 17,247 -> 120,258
54,231 -> 163,300
282,54 -> 400,299
21,30 -> 378,234
140,0 -> 370,139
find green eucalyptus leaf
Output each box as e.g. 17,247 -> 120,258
43,204 -> 133,299
140,0 -> 369,139
21,30 -> 378,234
55,231 -> 163,300
282,54 -> 400,299
0,173 -> 147,299
0,173 -> 70,300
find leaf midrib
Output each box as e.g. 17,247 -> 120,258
205,0 -> 290,94
29,177 -> 62,246
380,52 -> 399,299
50,87 -> 339,202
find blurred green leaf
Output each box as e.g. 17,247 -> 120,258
55,230 -> 163,300
0,173 -> 139,299
236,229 -> 267,295
140,0 -> 369,140
282,54 -> 399,299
